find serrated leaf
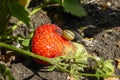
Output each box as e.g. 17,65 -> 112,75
62,0 -> 87,17
9,2 -> 30,26
22,39 -> 30,47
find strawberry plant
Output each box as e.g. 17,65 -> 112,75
0,0 -> 30,35
0,0 -> 119,80
0,40 -> 116,80
43,0 -> 87,17
0,64 -> 15,80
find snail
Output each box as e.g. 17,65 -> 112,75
62,30 -> 75,41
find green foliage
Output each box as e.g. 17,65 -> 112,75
0,42 -> 116,80
9,2 -> 30,26
95,59 -> 114,78
47,43 -> 115,80
52,0 -> 87,17
22,39 -> 31,47
0,0 -> 11,34
0,0 -> 117,80
62,0 -> 87,17
0,0 -> 30,35
0,64 -> 15,80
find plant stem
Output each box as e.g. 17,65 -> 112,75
30,7 -> 41,16
56,65 -> 120,79
76,72 -> 120,78
0,42 -> 55,64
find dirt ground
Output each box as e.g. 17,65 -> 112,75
9,0 -> 120,80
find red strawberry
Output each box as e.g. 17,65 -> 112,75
31,24 -> 76,64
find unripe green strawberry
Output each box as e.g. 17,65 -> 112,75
31,24 -> 76,64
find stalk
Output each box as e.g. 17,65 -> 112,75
76,72 -> 120,78
0,42 -> 55,64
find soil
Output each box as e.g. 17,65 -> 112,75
5,0 -> 120,80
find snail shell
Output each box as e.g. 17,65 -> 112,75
62,30 -> 75,40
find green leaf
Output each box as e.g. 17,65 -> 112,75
102,60 -> 114,75
62,0 -> 87,17
9,2 -> 30,26
22,39 -> 30,47
95,59 -> 115,77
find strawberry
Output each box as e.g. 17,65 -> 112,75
31,24 -> 76,64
